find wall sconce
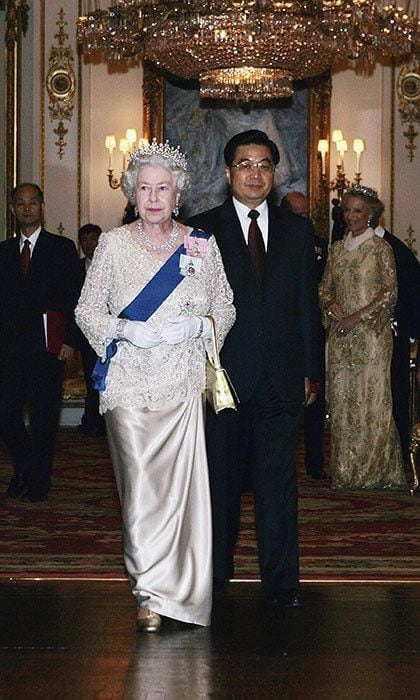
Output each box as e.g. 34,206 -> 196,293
105,128 -> 148,189
317,131 -> 366,201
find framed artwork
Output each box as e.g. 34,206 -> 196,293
143,66 -> 331,236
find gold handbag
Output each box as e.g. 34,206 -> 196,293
206,316 -> 239,414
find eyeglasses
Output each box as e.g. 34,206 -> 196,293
232,159 -> 275,172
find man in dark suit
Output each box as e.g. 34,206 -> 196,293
77,224 -> 105,436
280,191 -> 329,480
374,224 -> 420,464
0,183 -> 80,502
187,130 -> 320,607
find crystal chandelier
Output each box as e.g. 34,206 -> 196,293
77,1 -> 420,102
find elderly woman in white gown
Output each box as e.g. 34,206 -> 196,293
76,139 -> 235,632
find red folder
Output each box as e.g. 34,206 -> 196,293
46,310 -> 66,354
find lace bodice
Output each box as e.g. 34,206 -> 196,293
75,225 -> 235,412
319,236 -> 397,326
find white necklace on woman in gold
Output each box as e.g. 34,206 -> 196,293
136,218 -> 180,251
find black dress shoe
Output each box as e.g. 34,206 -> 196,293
6,474 -> 28,500
20,490 -> 48,503
269,590 -> 304,608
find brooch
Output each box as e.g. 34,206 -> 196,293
184,235 -> 208,259
180,235 -> 208,277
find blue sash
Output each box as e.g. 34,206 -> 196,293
92,230 -> 210,391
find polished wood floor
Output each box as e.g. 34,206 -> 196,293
0,581 -> 418,699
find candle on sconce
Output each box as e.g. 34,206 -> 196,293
353,138 -> 365,173
119,137 -> 130,170
105,134 -> 116,169
336,138 -> 347,167
332,130 -> 343,145
125,128 -> 137,149
317,139 -> 329,175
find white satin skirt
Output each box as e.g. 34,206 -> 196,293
105,396 -> 212,626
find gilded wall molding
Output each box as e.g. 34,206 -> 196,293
77,1 -> 82,230
308,71 -> 331,238
46,7 -> 75,159
40,0 -> 45,189
4,0 -> 29,236
398,55 -> 420,163
143,63 -> 165,143
53,121 -> 68,159
390,61 -> 396,232
5,0 -> 28,48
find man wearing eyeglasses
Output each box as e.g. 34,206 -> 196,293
187,130 -> 320,609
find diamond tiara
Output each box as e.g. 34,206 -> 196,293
129,138 -> 188,171
346,184 -> 379,200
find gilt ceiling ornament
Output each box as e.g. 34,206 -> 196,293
398,54 -> 420,161
78,1 -> 419,102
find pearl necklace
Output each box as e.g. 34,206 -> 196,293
136,219 -> 180,251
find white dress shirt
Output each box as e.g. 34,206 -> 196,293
232,197 -> 269,250
19,226 -> 42,255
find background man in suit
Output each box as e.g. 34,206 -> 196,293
187,130 -> 320,607
0,183 -> 80,502
374,223 -> 420,464
77,224 -> 105,436
280,191 -> 329,480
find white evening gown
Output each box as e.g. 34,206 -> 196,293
76,225 -> 235,625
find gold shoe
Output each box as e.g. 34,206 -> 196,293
136,608 -> 162,633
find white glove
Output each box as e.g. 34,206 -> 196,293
123,320 -> 162,348
161,315 -> 208,345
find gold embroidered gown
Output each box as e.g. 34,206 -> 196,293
319,232 -> 406,490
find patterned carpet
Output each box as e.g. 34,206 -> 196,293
0,428 -> 418,581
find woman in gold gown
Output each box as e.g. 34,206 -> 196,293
319,185 -> 406,490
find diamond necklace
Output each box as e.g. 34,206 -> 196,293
136,218 -> 180,251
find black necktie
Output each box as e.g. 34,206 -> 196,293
21,239 -> 31,275
247,209 -> 265,280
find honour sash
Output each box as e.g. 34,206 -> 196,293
92,230 -> 210,391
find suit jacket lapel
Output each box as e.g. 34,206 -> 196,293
27,229 -> 49,276
11,235 -> 21,261
218,199 -> 256,274
265,204 -> 285,278
10,235 -> 26,279
219,200 -> 247,250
